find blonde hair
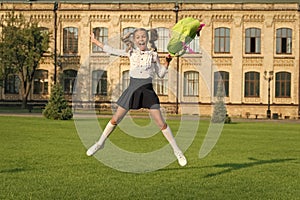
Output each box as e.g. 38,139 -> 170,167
121,28 -> 158,52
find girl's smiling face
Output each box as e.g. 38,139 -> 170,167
133,29 -> 148,51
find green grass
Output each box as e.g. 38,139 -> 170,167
0,116 -> 299,199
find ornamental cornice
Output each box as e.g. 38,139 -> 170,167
59,14 -> 81,22
30,14 -> 52,23
243,14 -> 265,22
120,14 -> 141,22
273,14 -> 296,22
180,14 -> 203,21
211,14 -> 233,22
150,14 -> 173,22
89,14 -> 110,22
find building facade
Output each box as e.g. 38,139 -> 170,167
0,1 -> 299,119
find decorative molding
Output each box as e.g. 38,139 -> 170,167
89,14 -> 110,22
274,58 -> 294,68
120,14 -> 141,22
242,57 -> 263,67
213,57 -> 232,67
30,14 -> 52,23
180,14 -> 203,21
273,14 -> 296,22
59,14 -> 81,22
243,14 -> 264,22
264,15 -> 274,27
234,15 -> 243,27
244,97 -> 261,103
150,14 -> 173,22
211,14 -> 233,22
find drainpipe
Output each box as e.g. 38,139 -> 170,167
173,3 -> 179,114
53,2 -> 58,84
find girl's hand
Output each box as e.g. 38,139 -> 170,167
165,54 -> 172,63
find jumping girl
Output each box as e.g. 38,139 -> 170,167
86,28 -> 187,167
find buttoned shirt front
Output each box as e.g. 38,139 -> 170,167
103,45 -> 167,79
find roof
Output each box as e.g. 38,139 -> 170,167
0,0 -> 299,3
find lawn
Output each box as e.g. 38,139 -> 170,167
0,115 -> 299,199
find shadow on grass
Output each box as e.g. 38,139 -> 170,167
203,157 -> 296,178
0,167 -> 27,174
157,157 -> 296,177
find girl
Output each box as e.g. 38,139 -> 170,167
87,28 -> 187,167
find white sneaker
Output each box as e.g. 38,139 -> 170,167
86,142 -> 104,156
174,151 -> 187,167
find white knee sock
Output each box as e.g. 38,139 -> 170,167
97,121 -> 116,145
162,125 -> 181,153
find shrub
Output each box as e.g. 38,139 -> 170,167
43,84 -> 73,120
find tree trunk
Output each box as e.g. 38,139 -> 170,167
21,97 -> 28,109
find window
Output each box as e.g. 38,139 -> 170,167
154,74 -> 168,95
214,71 -> 229,97
188,36 -> 200,54
156,27 -> 169,53
275,72 -> 291,97
92,27 -> 108,53
245,28 -> 261,54
63,69 -> 77,94
122,27 -> 135,50
276,28 -> 292,54
122,70 -> 130,92
5,74 -> 20,94
245,72 -> 260,97
33,69 -> 48,94
63,27 -> 78,55
184,71 -> 199,96
92,70 -> 107,95
214,27 -> 230,53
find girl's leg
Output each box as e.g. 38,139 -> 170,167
86,106 -> 128,156
149,109 -> 187,166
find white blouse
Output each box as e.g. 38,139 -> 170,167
103,45 -> 168,79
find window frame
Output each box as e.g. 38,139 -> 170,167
245,28 -> 261,54
63,27 -> 79,55
275,72 -> 291,98
214,27 -> 230,53
183,71 -> 199,96
244,71 -> 260,97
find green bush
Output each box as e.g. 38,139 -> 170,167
43,84 -> 73,120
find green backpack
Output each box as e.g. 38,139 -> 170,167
167,17 -> 204,56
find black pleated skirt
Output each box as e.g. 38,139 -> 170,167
117,78 -> 160,110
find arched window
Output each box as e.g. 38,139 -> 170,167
245,28 -> 261,54
184,71 -> 199,96
214,27 -> 230,53
275,72 -> 291,97
92,70 -> 107,95
63,27 -> 78,55
214,71 -> 229,97
33,69 -> 48,94
92,27 -> 108,53
276,28 -> 292,54
245,71 -> 260,97
63,69 -> 77,94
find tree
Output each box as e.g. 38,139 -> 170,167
212,81 -> 231,123
43,84 -> 73,120
0,12 -> 50,108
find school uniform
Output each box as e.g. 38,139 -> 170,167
103,45 -> 168,110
